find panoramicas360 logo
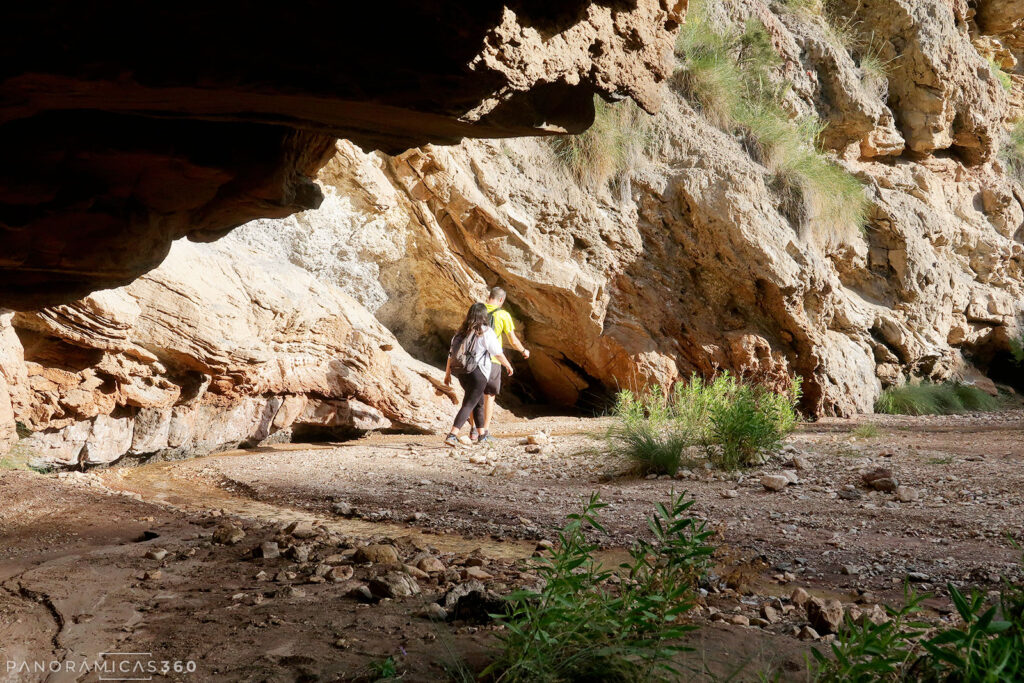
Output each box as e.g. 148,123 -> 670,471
5,653 -> 197,680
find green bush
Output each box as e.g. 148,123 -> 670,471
813,561 -> 1024,682
548,96 -> 651,190
485,492 -> 714,683
674,0 -> 869,247
708,386 -> 784,469
608,373 -> 801,473
875,382 -> 1000,416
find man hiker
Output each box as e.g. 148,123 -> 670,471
471,286 -> 529,442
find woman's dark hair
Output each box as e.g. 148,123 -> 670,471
458,302 -> 490,337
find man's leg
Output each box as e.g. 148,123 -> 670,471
481,364 -> 501,433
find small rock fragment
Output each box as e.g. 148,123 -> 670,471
212,524 -> 245,545
462,566 -> 494,581
369,572 -> 421,599
807,598 -> 844,634
145,548 -> 168,561
862,467 -> 899,492
791,587 -> 811,607
762,474 -> 789,492
417,556 -> 445,573
258,541 -> 280,559
285,520 -> 317,539
354,544 -> 400,565
798,625 -> 821,641
896,486 -> 919,502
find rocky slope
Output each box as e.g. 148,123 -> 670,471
4,0 -> 1024,466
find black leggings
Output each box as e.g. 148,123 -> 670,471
452,368 -> 488,431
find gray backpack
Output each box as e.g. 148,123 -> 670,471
450,332 -> 483,375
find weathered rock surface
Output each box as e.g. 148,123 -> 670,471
220,0 -> 1023,416
0,2 -> 684,309
1,240 -> 458,467
4,0 -> 1024,460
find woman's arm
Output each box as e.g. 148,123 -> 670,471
444,357 -> 452,385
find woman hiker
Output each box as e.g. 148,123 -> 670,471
443,303 -> 514,447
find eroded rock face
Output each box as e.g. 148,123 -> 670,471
0,241 -> 458,466
224,0 -> 1024,416
0,1 -> 683,310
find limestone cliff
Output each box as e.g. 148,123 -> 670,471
5,0 -> 1024,466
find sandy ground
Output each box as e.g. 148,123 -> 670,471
1,411 -> 1022,681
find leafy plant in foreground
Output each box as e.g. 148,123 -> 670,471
485,492 -> 714,682
814,560 -> 1024,682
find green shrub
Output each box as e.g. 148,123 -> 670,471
708,386 -> 784,469
813,561 -> 1024,682
609,373 -> 801,473
875,382 -> 1000,416
485,492 -> 713,683
548,96 -> 651,190
989,57 -> 1014,92
674,0 -> 869,247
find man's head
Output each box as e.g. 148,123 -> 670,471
487,286 -> 506,305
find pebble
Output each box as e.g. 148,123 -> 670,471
414,603 -> 448,621
761,604 -> 780,623
332,502 -> 355,517
462,566 -> 494,581
212,524 -> 245,545
896,486 -> 919,502
354,544 -> 400,565
790,587 -> 810,607
762,474 -> 789,492
369,572 -> 421,599
798,625 -> 821,641
720,489 -> 739,499
328,566 -> 354,582
526,433 -> 549,445
791,456 -> 811,470
862,467 -> 899,492
781,470 -> 799,484
807,598 -> 844,634
469,455 -> 488,465
725,614 -> 750,626
258,541 -> 280,559
145,549 -> 168,561
285,521 -> 317,539
417,556 -> 446,573
142,570 -> 162,581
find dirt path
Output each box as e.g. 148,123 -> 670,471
1,411 -> 1021,681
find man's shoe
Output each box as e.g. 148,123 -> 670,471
444,433 -> 460,448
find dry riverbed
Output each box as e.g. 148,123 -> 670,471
1,412 -> 1022,681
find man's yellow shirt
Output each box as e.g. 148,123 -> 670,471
485,303 -> 514,362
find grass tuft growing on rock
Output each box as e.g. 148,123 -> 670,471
485,492 -> 713,683
548,96 -> 651,190
674,0 -> 869,247
608,373 -> 801,473
999,120 -> 1024,185
875,382 -> 1000,416
989,57 -> 1014,92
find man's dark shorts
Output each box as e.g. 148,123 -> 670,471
484,364 -> 501,396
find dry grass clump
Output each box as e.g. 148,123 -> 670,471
547,96 -> 651,190
674,0 -> 869,247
